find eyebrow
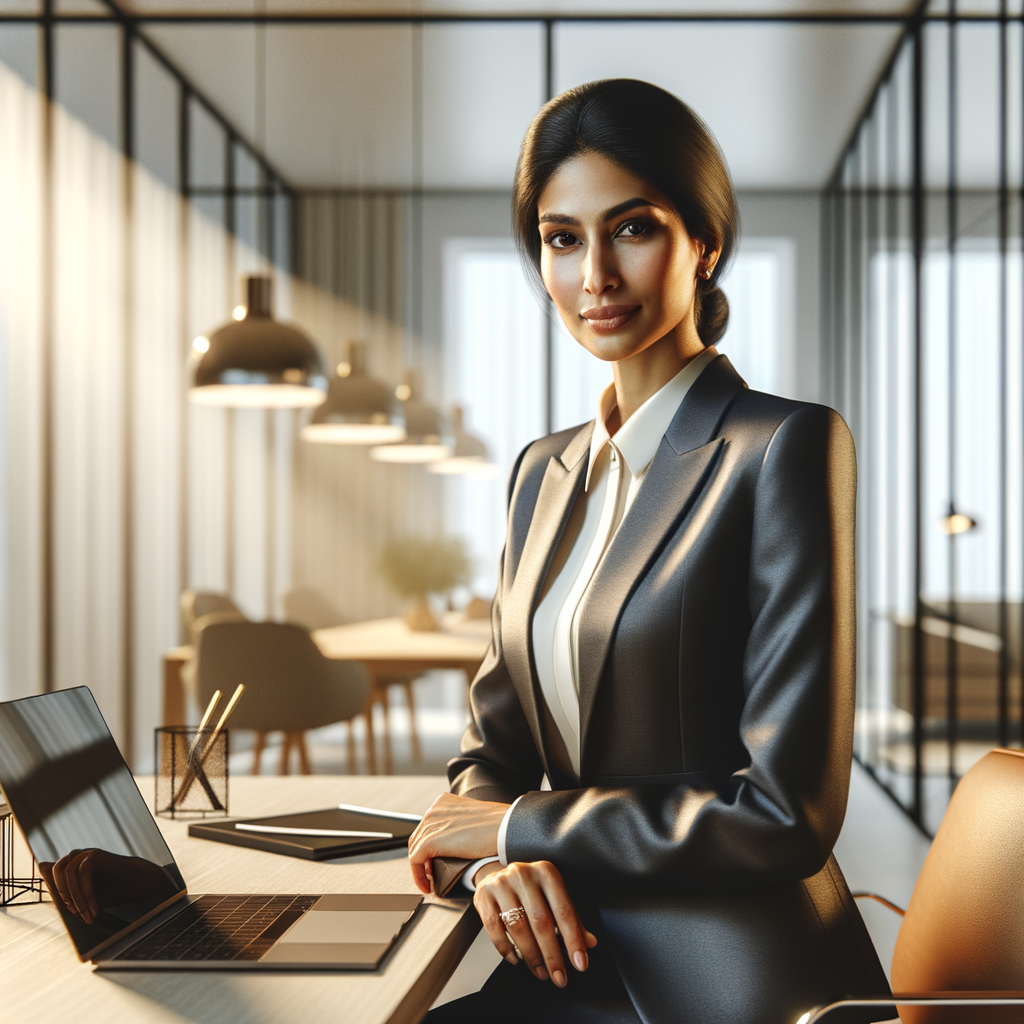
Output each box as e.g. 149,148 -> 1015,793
538,197 -> 657,226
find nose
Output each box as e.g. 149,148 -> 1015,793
582,238 -> 620,296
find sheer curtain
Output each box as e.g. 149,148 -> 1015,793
0,59 -> 43,707
0,56 -> 301,763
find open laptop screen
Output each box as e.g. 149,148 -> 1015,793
0,687 -> 186,959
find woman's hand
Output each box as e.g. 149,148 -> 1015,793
407,793 -> 509,894
473,860 -> 598,989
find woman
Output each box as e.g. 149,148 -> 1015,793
410,79 -> 889,1024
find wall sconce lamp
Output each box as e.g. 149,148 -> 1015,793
189,275 -> 327,408
300,341 -> 406,445
938,506 -> 978,536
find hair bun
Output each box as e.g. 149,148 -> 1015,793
697,284 -> 729,346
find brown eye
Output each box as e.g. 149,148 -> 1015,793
616,219 -> 650,238
545,231 -> 579,250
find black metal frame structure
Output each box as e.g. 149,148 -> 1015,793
824,0 -> 1021,834
1,0 -> 995,805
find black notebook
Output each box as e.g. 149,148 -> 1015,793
189,803 -> 420,861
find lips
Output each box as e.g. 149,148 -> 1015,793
580,304 -> 640,332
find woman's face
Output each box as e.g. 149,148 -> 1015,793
537,152 -> 713,365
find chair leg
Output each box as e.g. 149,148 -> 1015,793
252,731 -> 267,776
403,680 -> 422,762
278,732 -> 293,775
345,720 -> 358,776
380,685 -> 393,775
363,698 -> 378,776
296,731 -> 312,775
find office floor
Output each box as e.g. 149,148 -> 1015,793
227,679 -> 931,1012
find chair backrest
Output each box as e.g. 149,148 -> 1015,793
194,621 -> 369,733
891,748 -> 1024,1022
181,590 -> 245,636
281,587 -> 344,631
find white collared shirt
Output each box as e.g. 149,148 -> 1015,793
531,345 -> 719,778
464,347 -> 719,885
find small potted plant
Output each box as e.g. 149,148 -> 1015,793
378,536 -> 472,631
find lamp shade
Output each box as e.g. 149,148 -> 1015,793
428,405 -> 495,476
300,341 -> 406,445
190,276 -> 327,408
370,373 -> 452,464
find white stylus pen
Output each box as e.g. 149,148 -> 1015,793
235,823 -> 393,839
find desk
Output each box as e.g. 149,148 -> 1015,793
0,775 -> 479,1024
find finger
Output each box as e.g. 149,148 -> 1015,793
51,856 -> 74,915
408,855 -> 432,895
78,851 -> 100,921
490,875 -> 549,982
473,888 -> 520,965
510,869 -> 566,986
63,851 -> 92,921
535,861 -> 591,973
38,862 -> 64,911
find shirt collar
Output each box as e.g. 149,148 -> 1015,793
585,346 -> 719,491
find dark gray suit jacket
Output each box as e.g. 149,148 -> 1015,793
448,355 -> 889,1024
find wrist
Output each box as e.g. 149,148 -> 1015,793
473,860 -> 503,886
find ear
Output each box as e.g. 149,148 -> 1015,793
699,239 -> 723,276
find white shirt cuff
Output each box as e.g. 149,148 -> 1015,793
497,795 -> 523,866
460,856 -> 500,893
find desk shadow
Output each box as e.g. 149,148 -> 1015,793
324,846 -> 408,865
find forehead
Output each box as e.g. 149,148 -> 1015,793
538,152 -> 667,221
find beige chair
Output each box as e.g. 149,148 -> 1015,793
180,589 -> 245,639
194,620 -> 371,775
282,585 -> 424,768
804,748 -> 1024,1022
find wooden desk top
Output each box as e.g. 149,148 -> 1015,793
313,615 -> 490,665
0,775 -> 478,1024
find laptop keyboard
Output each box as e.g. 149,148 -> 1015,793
113,894 -> 319,962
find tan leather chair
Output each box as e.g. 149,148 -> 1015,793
194,620 -> 371,775
804,748 -> 1024,1022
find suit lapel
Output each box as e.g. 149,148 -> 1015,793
575,355 -> 746,767
503,423 -> 592,762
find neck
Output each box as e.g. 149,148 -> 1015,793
610,324 -> 704,428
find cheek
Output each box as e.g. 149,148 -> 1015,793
622,239 -> 693,317
541,255 -> 579,316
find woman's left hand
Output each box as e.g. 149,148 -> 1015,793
407,792 -> 509,893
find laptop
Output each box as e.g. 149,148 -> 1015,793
0,686 -> 421,969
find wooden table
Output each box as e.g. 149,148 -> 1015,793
0,775 -> 480,1024
162,615 -> 491,774
312,615 -> 489,775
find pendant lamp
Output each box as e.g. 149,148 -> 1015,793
300,341 -> 406,445
370,371 -> 452,464
189,275 -> 327,408
428,405 -> 497,477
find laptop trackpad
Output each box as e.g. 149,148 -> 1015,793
260,893 -> 421,967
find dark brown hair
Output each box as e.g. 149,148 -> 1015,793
512,79 -> 737,346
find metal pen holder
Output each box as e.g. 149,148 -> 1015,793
0,801 -> 46,905
154,727 -> 229,819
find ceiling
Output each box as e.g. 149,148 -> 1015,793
136,16 -> 907,190
20,0 -> 1014,190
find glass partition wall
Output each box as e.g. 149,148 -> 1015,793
824,1 -> 1024,834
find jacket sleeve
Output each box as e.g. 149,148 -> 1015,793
447,444 -> 546,805
499,405 -> 857,892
